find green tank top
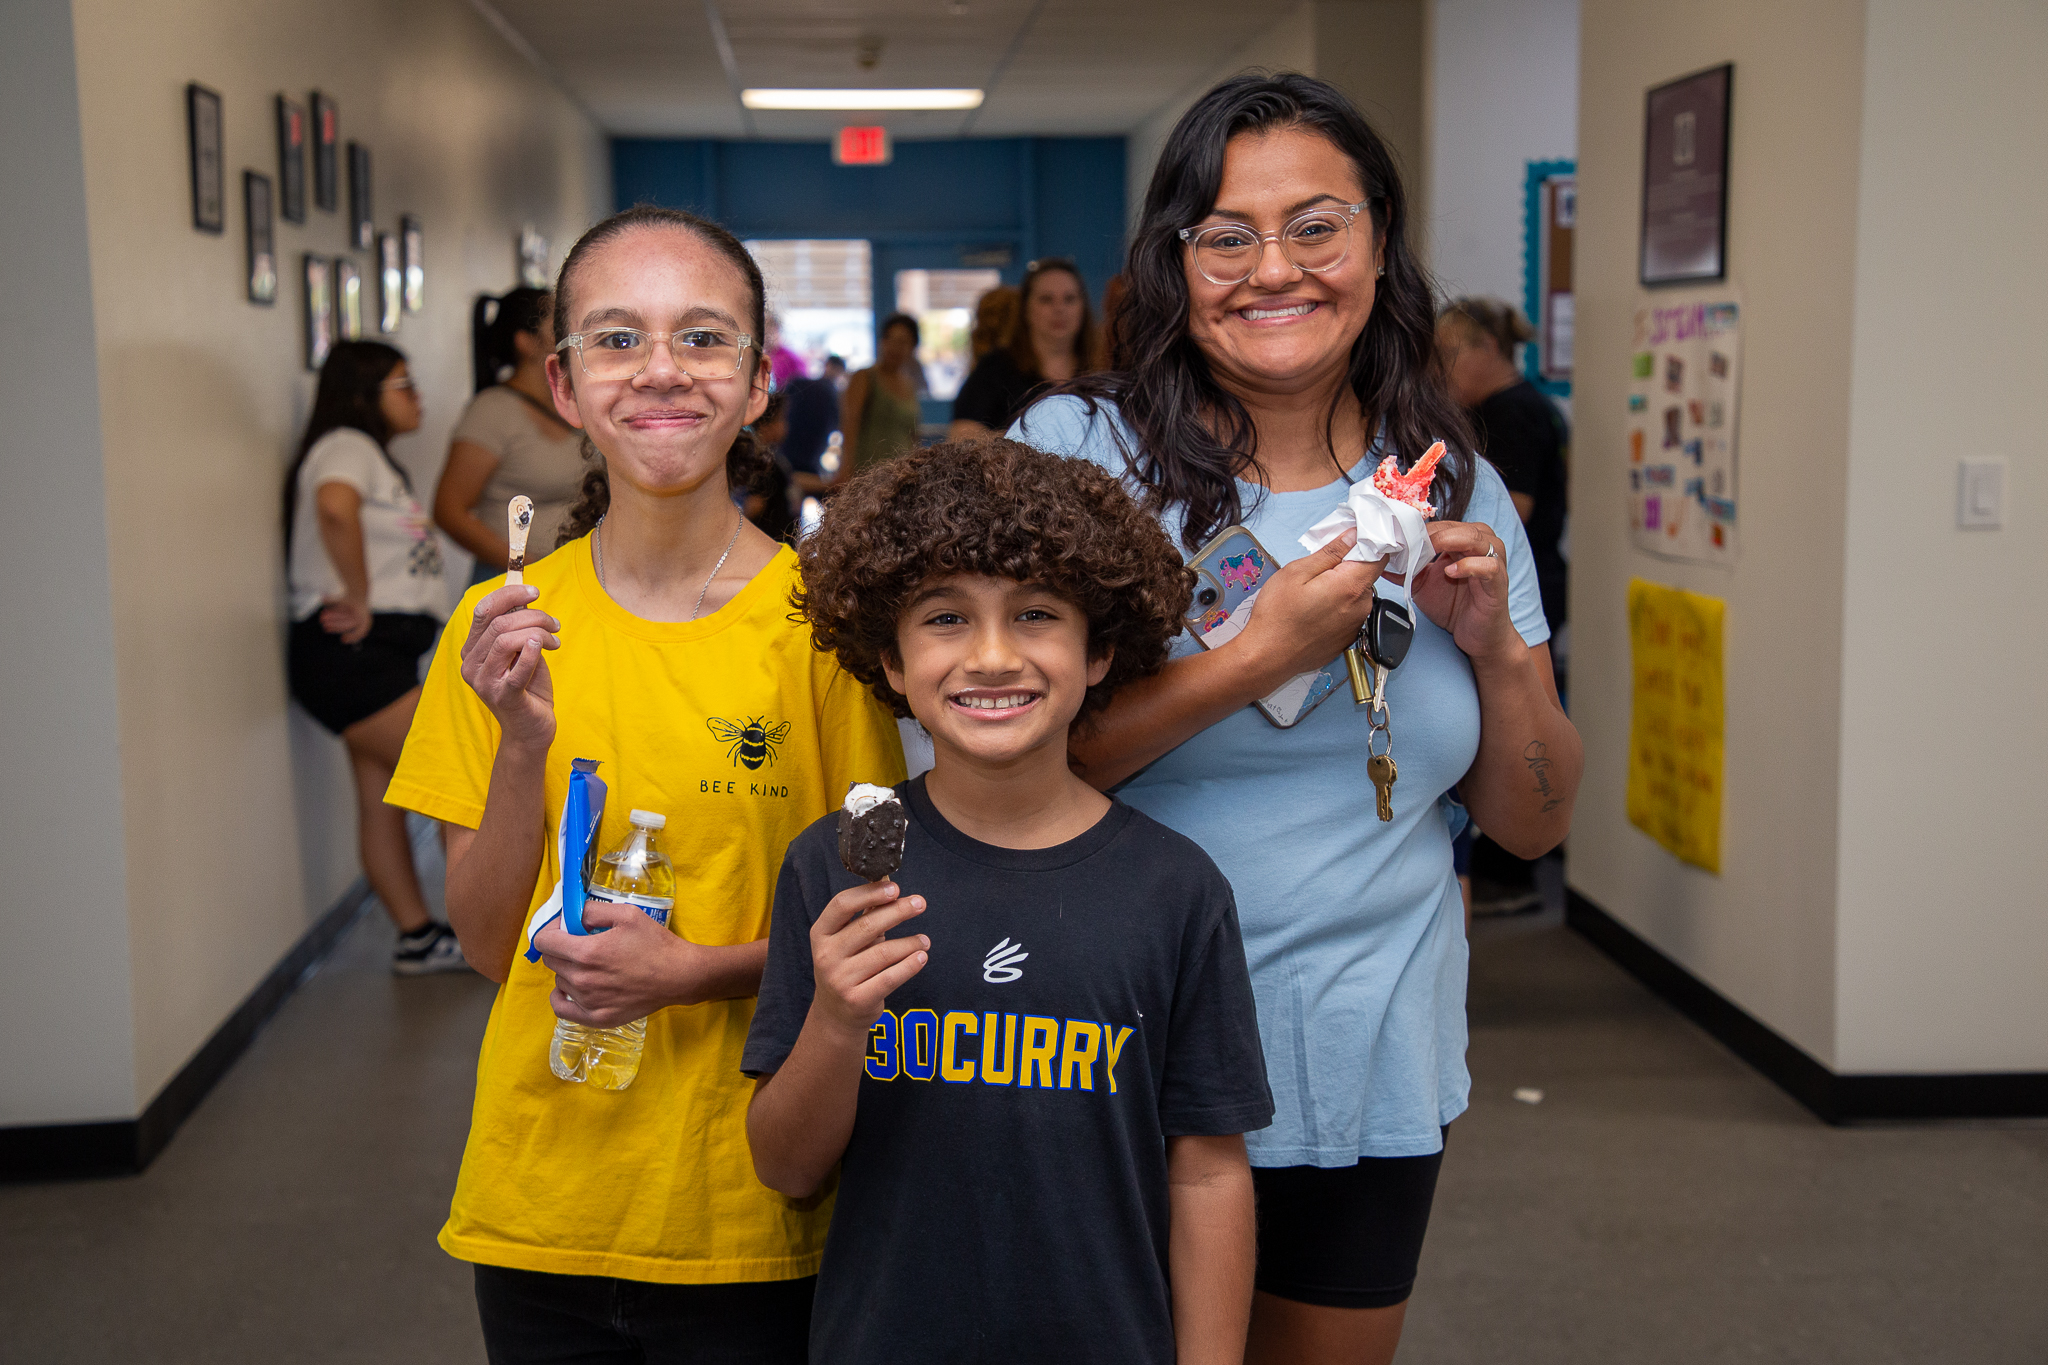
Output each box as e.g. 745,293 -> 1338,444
856,376 -> 921,471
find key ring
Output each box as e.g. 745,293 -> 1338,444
1367,717 -> 1394,758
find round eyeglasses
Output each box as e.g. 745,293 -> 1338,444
1178,201 -> 1372,286
555,327 -> 755,382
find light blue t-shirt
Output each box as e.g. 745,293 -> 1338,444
1013,396 -> 1549,1163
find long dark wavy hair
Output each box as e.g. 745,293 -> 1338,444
1008,258 -> 1098,380
1071,72 -> 1474,551
283,340 -> 410,555
551,205 -> 774,547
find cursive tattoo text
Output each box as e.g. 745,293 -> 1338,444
1524,740 -> 1564,813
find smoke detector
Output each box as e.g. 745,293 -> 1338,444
856,34 -> 884,70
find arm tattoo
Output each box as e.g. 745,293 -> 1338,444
1523,740 -> 1564,813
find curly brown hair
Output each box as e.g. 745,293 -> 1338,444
796,438 -> 1192,722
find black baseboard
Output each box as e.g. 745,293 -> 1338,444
0,881 -> 373,1182
1566,888 -> 2048,1124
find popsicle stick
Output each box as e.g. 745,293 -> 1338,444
505,495 -> 534,585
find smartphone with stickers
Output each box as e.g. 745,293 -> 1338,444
1185,526 -> 1343,729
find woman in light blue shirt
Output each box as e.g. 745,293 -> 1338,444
1012,74 -> 1580,1365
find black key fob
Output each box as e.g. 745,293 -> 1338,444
1365,597 -> 1414,670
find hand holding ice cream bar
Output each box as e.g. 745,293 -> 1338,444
1297,441 -> 1448,579
838,783 -> 907,883
505,495 -> 535,586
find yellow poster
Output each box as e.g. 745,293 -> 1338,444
1626,578 -> 1725,873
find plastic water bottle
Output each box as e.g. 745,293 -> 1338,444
550,809 -> 676,1090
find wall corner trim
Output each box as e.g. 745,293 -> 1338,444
1566,889 -> 2048,1124
0,881 -> 373,1183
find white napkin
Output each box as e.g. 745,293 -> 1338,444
1298,481 -> 1438,579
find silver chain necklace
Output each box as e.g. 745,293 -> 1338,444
592,508 -> 744,621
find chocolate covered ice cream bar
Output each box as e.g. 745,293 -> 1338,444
838,783 -> 907,883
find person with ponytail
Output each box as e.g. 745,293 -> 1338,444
432,286 -> 589,583
1012,74 -> 1581,1365
284,340 -> 463,975
385,207 -> 903,1360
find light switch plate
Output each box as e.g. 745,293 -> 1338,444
1958,458 -> 2005,530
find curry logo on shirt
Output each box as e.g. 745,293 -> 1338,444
707,715 -> 790,769
866,1008 -> 1137,1094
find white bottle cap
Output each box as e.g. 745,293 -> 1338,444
629,809 -> 667,829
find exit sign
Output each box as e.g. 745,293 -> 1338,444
834,126 -> 892,166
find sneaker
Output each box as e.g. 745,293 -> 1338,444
393,922 -> 471,976
1470,878 -> 1543,918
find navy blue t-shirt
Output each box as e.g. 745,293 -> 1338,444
743,777 -> 1273,1365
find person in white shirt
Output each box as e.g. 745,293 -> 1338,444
284,340 -> 465,975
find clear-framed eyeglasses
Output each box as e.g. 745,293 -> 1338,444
554,326 -> 755,382
1178,201 -> 1372,286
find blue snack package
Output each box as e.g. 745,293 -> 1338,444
522,758 -> 606,961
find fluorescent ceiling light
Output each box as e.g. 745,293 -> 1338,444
741,88 -> 984,111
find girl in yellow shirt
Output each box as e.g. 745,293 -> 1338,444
388,206 -> 904,1361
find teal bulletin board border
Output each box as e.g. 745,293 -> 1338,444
1522,158 -> 1576,399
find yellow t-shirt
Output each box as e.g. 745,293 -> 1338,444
387,538 -> 905,1284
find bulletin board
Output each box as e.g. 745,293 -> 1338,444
1625,294 -> 1741,564
1626,578 -> 1724,874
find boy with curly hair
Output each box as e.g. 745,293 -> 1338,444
743,438 -> 1273,1365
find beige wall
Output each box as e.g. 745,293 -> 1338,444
61,0 -> 608,1113
1834,0 -> 2048,1072
1571,0 -> 1867,1067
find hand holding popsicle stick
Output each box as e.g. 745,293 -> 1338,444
505,495 -> 534,585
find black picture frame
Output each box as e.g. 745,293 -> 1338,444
276,96 -> 306,224
244,171 -> 277,305
1640,63 -> 1733,287
377,231 -> 402,334
186,83 -> 224,233
347,142 -> 373,250
336,258 -> 363,341
304,255 -> 333,370
401,215 -> 424,313
311,91 -> 339,212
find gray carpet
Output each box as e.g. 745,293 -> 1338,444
2,861 -> 2042,1362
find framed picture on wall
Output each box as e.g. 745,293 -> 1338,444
401,214 -> 424,313
275,96 -> 307,224
244,171 -> 277,304
1640,63 -> 1732,287
311,91 -> 339,212
303,255 -> 332,370
185,83 -> 224,234
336,258 -> 363,341
377,231 -> 402,333
347,142 -> 373,249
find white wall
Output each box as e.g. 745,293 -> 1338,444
1571,0 -> 1867,1068
34,0 -> 610,1119
0,0 -> 140,1126
1424,0 -> 1579,304
1126,4 -> 1319,226
1834,0 -> 2048,1073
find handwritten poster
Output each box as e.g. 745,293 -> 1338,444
1625,295 -> 1740,564
1626,578 -> 1724,874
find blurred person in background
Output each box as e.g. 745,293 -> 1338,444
1437,298 -> 1570,918
821,353 -> 848,392
950,259 -> 1097,439
778,359 -> 843,500
766,311 -> 808,389
435,287 -> 588,584
740,392 -> 798,542
284,340 -> 464,975
838,313 -> 922,475
969,284 -> 1020,365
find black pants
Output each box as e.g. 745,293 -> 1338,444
473,1265 -> 813,1365
1251,1130 -> 1449,1309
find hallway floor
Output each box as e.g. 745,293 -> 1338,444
3,886 -> 2043,1363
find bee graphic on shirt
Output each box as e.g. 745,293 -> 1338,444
708,716 -> 791,770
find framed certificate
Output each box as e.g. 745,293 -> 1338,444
1640,63 -> 1732,287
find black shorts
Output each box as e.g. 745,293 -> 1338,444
473,1264 -> 812,1365
286,610 -> 437,734
1252,1130 -> 1448,1310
